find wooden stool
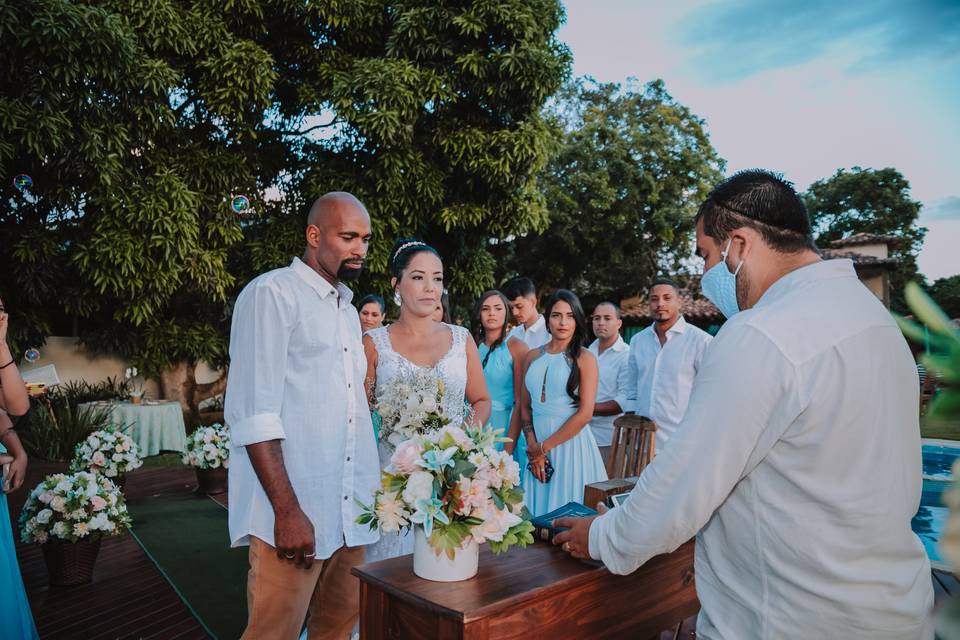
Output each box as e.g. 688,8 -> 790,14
607,414 -> 657,480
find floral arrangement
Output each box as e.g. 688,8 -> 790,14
70,428 -> 143,478
19,471 -> 133,544
182,423 -> 231,469
358,422 -> 534,558
125,366 -> 144,399
374,370 -> 450,451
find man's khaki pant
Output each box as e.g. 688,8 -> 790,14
241,537 -> 365,640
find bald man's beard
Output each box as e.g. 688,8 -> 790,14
337,261 -> 365,281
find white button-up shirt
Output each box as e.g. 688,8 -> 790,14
617,315 -> 711,447
587,336 -> 630,446
508,314 -> 550,349
590,259 -> 933,639
225,257 -> 380,559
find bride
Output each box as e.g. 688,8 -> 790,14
362,238 -> 491,562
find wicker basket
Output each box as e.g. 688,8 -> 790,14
195,467 -> 228,495
42,537 -> 103,586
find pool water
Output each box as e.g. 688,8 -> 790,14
913,479 -> 950,570
912,442 -> 960,571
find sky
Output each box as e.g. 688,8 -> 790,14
558,0 -> 960,280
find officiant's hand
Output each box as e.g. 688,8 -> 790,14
552,515 -> 598,560
275,507 -> 316,569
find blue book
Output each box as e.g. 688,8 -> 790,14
530,502 -> 598,543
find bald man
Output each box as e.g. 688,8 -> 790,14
225,192 -> 381,639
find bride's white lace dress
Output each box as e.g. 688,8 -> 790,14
365,323 -> 470,562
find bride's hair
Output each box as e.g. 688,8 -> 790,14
388,238 -> 441,280
543,289 -> 589,404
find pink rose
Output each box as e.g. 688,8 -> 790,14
390,440 -> 422,475
90,496 -> 107,511
91,451 -> 106,466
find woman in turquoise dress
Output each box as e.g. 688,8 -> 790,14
473,291 -> 528,456
0,303 -> 40,640
519,289 -> 607,517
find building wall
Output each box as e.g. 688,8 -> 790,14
838,242 -> 888,259
17,336 -> 221,398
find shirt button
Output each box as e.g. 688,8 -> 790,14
343,496 -> 348,501
348,383 -> 352,389
346,456 -> 351,462
343,347 -> 348,352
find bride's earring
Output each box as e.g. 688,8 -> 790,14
393,290 -> 402,307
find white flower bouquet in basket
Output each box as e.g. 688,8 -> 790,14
70,428 -> 143,479
357,422 -> 535,581
182,423 -> 231,470
19,471 -> 132,544
375,369 -> 451,452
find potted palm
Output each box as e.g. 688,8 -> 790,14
182,423 -> 230,495
19,471 -> 132,585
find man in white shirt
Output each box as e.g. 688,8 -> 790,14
587,302 -> 630,465
503,276 -> 550,348
617,278 -> 712,449
224,192 -> 380,640
555,170 -> 933,639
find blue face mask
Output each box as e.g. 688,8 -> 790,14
701,239 -> 743,319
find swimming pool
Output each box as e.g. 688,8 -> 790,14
912,440 -> 960,571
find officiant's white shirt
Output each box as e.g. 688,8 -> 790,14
225,257 -> 380,559
587,336 -> 630,447
590,259 -> 933,639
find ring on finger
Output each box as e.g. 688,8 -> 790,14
284,553 -> 295,559
304,552 -> 316,558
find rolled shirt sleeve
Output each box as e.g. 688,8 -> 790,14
225,281 -> 295,447
589,322 -> 804,574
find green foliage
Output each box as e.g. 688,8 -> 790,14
1,0 -> 570,377
18,398 -> 114,462
897,282 -> 960,420
928,275 -> 960,320
804,167 -> 927,313
498,78 -> 725,304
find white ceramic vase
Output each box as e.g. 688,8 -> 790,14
412,526 -> 479,582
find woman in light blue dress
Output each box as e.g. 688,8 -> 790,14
0,306 -> 40,640
472,291 -> 528,456
519,290 -> 607,517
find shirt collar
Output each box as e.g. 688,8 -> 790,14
754,258 -> 850,311
290,257 -> 354,303
668,315 -> 688,336
527,314 -> 546,334
590,335 -> 628,355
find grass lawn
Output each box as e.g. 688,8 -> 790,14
922,417 -> 960,441
142,452 -> 189,468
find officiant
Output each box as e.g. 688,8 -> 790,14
224,192 -> 381,640
554,170 -> 933,639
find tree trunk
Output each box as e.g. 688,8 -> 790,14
158,361 -> 228,430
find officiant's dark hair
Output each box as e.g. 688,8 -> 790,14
472,290 -> 512,366
696,169 -> 816,253
543,289 -> 588,404
389,238 -> 441,280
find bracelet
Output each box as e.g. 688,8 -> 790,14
0,359 -> 14,369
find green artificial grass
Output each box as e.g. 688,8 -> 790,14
141,452 -> 188,468
127,493 -> 248,639
921,417 -> 960,441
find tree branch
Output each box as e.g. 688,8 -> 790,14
274,119 -> 341,136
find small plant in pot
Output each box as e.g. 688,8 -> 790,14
70,428 -> 143,492
182,424 -> 230,495
20,471 -> 132,586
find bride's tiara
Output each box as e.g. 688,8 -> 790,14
391,241 -> 427,262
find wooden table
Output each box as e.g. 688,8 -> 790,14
353,539 -> 698,640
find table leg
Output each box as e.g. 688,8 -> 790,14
359,582 -> 388,640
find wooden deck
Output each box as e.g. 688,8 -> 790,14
7,462 -> 211,640
5,462 -> 958,638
